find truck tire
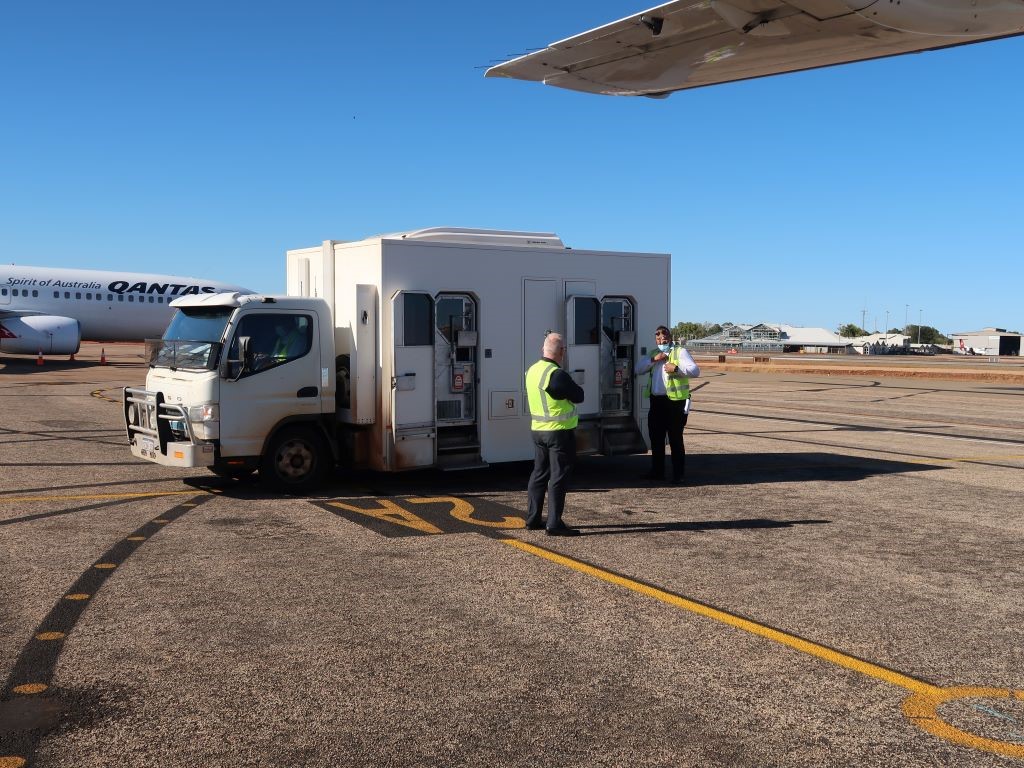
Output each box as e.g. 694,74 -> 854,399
260,425 -> 330,492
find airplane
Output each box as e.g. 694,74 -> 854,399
486,0 -> 1024,97
0,265 -> 251,357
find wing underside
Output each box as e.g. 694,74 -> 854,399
486,0 -> 1024,96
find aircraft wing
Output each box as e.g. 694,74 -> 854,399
486,0 -> 1024,97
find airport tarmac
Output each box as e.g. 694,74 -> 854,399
2,345 -> 1023,767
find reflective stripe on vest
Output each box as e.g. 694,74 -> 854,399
647,347 -> 690,401
526,359 -> 578,431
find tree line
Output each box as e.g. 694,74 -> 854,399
836,324 -> 950,344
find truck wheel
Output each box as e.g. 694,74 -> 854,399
260,426 -> 330,492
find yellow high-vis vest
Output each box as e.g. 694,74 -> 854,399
525,360 -> 578,431
645,347 -> 691,401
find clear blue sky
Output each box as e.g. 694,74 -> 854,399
3,1 -> 1021,335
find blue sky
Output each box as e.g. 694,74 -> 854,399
3,1 -> 1021,335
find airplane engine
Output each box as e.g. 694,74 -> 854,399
0,315 -> 81,355
850,0 -> 1024,37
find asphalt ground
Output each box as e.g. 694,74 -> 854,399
2,345 -> 1023,767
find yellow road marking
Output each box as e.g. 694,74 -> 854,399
0,491 -> 199,503
502,540 -> 1024,757
126,536 -> 146,541
903,687 -> 1024,759
63,593 -> 90,601
0,756 -> 28,768
34,632 -> 65,641
502,539 -> 938,695
328,499 -> 443,534
407,496 -> 525,529
12,684 -> 47,695
94,563 -> 117,570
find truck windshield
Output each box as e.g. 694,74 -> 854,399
147,307 -> 234,370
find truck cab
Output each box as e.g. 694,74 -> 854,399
124,292 -> 337,489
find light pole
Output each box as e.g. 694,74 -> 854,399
885,310 -> 889,341
905,304 -> 909,336
918,309 -> 922,344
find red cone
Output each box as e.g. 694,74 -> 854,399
37,349 -> 44,366
100,348 -> 108,365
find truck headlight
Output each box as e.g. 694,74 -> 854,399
187,403 -> 220,423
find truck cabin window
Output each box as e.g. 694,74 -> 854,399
149,307 -> 234,370
228,313 -> 313,376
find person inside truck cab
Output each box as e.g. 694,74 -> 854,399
271,318 -> 310,363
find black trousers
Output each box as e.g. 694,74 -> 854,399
526,429 -> 576,530
648,395 -> 688,480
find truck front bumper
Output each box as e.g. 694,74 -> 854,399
130,437 -> 216,467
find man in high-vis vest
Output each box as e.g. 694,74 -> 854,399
525,332 -> 585,536
635,325 -> 701,484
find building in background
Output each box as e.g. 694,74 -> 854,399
950,328 -> 1022,356
685,323 -> 851,354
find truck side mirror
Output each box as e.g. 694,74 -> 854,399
223,336 -> 252,380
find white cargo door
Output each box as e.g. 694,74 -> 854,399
564,295 -> 599,416
388,291 -> 435,469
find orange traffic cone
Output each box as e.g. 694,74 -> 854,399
100,348 -> 108,365
36,349 -> 44,366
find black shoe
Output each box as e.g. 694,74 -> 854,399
545,524 -> 580,537
524,519 -> 544,530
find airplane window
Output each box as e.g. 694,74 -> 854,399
86,293 -> 92,300
33,290 -> 38,297
107,294 -> 113,301
64,291 -> 70,299
148,296 -> 154,303
0,289 -> 6,296
128,295 -> 134,302
118,295 -> 124,302
76,292 -> 82,299
53,291 -> 59,298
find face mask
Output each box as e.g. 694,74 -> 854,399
657,343 -> 670,353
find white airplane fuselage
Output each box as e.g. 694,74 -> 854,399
1,265 -> 252,352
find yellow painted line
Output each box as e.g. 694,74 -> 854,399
126,536 -> 146,541
63,593 -> 90,601
0,491 -> 199,503
34,632 -> 65,641
153,519 -> 169,524
406,496 -> 525,529
0,756 -> 28,768
502,539 -> 938,695
903,687 -> 1024,759
327,499 -> 444,535
94,563 -> 117,570
12,683 -> 47,695
501,539 -> 1024,757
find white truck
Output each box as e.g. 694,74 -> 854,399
124,227 -> 670,490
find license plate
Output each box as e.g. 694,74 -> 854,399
140,436 -> 157,455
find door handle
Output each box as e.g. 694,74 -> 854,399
297,386 -> 318,398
